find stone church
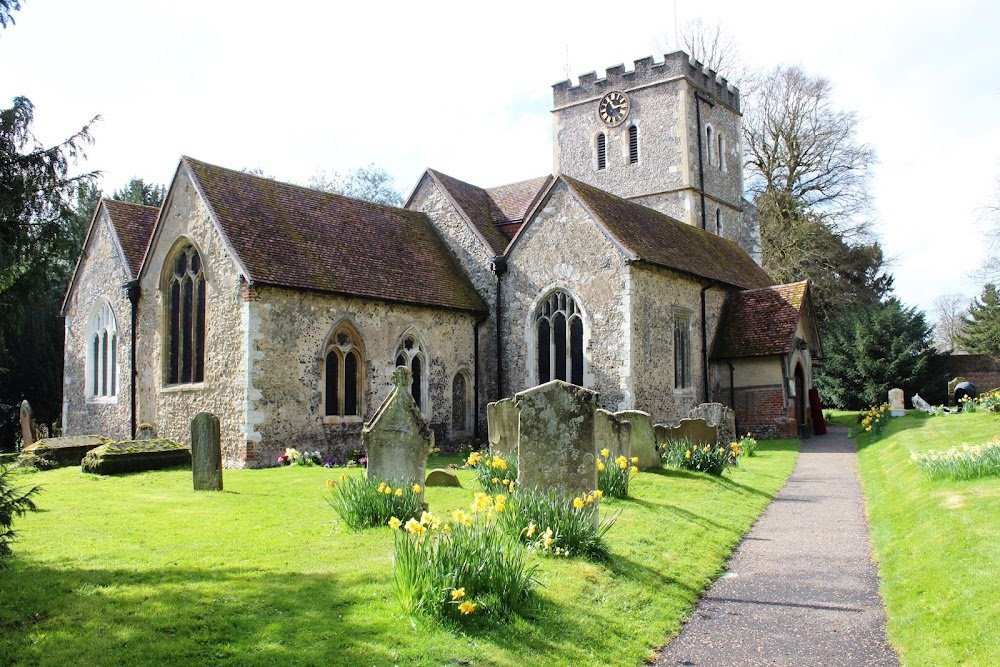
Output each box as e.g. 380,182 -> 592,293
61,51 -> 822,467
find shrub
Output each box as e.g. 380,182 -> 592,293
464,449 -> 517,495
0,465 -> 41,566
495,487 -> 616,560
596,448 -> 638,498
324,475 -> 423,530
391,504 -> 536,622
910,440 -> 1000,480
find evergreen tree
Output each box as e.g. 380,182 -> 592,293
957,284 -> 1000,353
112,178 -> 165,208
815,299 -> 941,410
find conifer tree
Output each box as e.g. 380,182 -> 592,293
957,284 -> 1000,354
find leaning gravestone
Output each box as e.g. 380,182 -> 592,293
614,410 -> 660,470
487,398 -> 520,456
19,400 -> 37,447
688,403 -> 736,445
888,388 -> 906,417
515,380 -> 598,498
912,393 -> 935,414
362,367 -> 433,494
594,409 -> 632,460
425,468 -> 462,488
191,412 -> 223,491
669,418 -> 718,447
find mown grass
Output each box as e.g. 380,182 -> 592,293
856,411 -> 1000,666
0,442 -> 797,667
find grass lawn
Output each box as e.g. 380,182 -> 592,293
855,411 -> 1000,667
0,442 -> 797,667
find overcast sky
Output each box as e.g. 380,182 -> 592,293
3,0 -> 999,316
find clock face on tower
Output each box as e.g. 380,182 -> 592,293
598,91 -> 630,127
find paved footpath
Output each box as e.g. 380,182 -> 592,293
654,426 -> 900,667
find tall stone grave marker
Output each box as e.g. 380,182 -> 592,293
595,409 -> 632,460
615,410 -> 660,470
487,398 -> 520,455
19,400 -> 37,447
363,367 -> 433,492
191,412 -> 223,491
888,388 -> 905,417
688,403 -> 736,445
515,380 -> 598,498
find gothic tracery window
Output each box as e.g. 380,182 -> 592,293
395,332 -> 427,411
87,300 -> 117,399
535,290 -> 584,386
325,323 -> 364,419
165,243 -> 206,385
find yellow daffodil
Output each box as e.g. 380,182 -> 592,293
526,522 -> 537,538
600,448 -> 610,457
442,523 -> 451,534
685,450 -> 692,459
420,511 -> 433,525
593,489 -> 604,500
405,518 -> 426,535
412,484 -> 422,493
630,466 -> 639,474
377,482 -> 386,493
597,461 -> 606,471
388,516 -> 402,530
326,479 -> 336,488
631,456 -> 639,464
451,588 -> 465,600
508,481 -> 516,493
492,477 -> 500,484
458,601 -> 476,615
573,497 -> 585,509
394,488 -> 403,497
585,494 -> 595,504
338,474 -> 346,482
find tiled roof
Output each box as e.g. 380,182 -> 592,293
711,281 -> 810,358
562,176 -> 774,290
427,170 -> 552,252
102,199 -> 158,278
183,157 -> 486,313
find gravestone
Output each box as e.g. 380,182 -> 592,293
425,468 -> 462,488
669,418 -> 718,447
888,388 -> 905,417
362,367 -> 433,492
81,439 -> 190,475
137,423 -> 157,440
688,403 -> 736,445
191,412 -> 223,491
614,410 -> 660,470
17,434 -> 111,469
514,380 -> 598,498
19,400 -> 37,447
912,393 -> 934,414
653,423 -> 672,450
487,398 -> 519,456
594,409 -> 632,460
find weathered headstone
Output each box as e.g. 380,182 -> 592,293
425,468 -> 462,488
912,393 -> 934,414
19,400 -> 37,447
614,410 -> 660,470
888,388 -> 905,417
487,398 -> 520,456
515,380 -> 598,498
669,418 -> 718,447
137,423 -> 157,440
363,367 -> 433,492
191,412 -> 223,491
81,439 -> 190,475
688,403 -> 736,445
594,409 -> 632,460
653,423 -> 672,450
17,434 -> 111,469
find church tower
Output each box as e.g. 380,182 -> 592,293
552,52 -> 751,250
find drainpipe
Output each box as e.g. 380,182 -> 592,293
694,92 -> 715,231
491,256 -> 508,399
728,360 -> 737,433
700,283 -> 713,403
123,279 -> 140,440
472,311 -> 489,441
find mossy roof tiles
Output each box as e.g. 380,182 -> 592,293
561,176 -> 774,290
102,199 -> 158,278
184,157 -> 486,313
712,281 -> 810,358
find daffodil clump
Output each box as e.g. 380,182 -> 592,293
596,448 -> 639,498
324,475 -> 423,530
858,403 -> 891,439
737,433 -> 758,457
389,495 -> 536,622
495,487 -> 617,560
910,438 -> 1000,480
661,436 -> 738,476
464,449 -> 518,495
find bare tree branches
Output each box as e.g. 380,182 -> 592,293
931,294 -> 969,353
655,17 -> 746,85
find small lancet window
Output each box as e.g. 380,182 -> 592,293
87,301 -> 118,399
165,243 -> 206,385
534,290 -> 585,386
325,323 -> 364,418
718,134 -> 727,171
716,208 -> 723,236
674,313 -> 692,390
705,126 -> 714,166
451,372 -> 470,434
628,125 -> 639,164
596,133 -> 607,171
394,332 -> 428,411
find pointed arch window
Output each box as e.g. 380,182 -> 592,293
705,126 -> 714,166
395,332 -> 428,412
325,323 -> 364,419
596,133 -> 607,171
535,290 -> 585,386
718,133 -> 727,171
451,371 -> 471,435
628,125 -> 639,164
674,312 -> 692,390
716,208 -> 723,236
165,243 -> 206,385
86,301 -> 118,399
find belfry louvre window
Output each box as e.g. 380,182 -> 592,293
628,125 -> 639,164
674,313 -> 692,390
535,290 -> 584,386
325,324 -> 363,418
166,243 -> 206,385
395,333 -> 427,410
87,301 -> 117,398
596,133 -> 607,170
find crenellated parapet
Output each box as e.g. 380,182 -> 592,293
553,51 -> 739,111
